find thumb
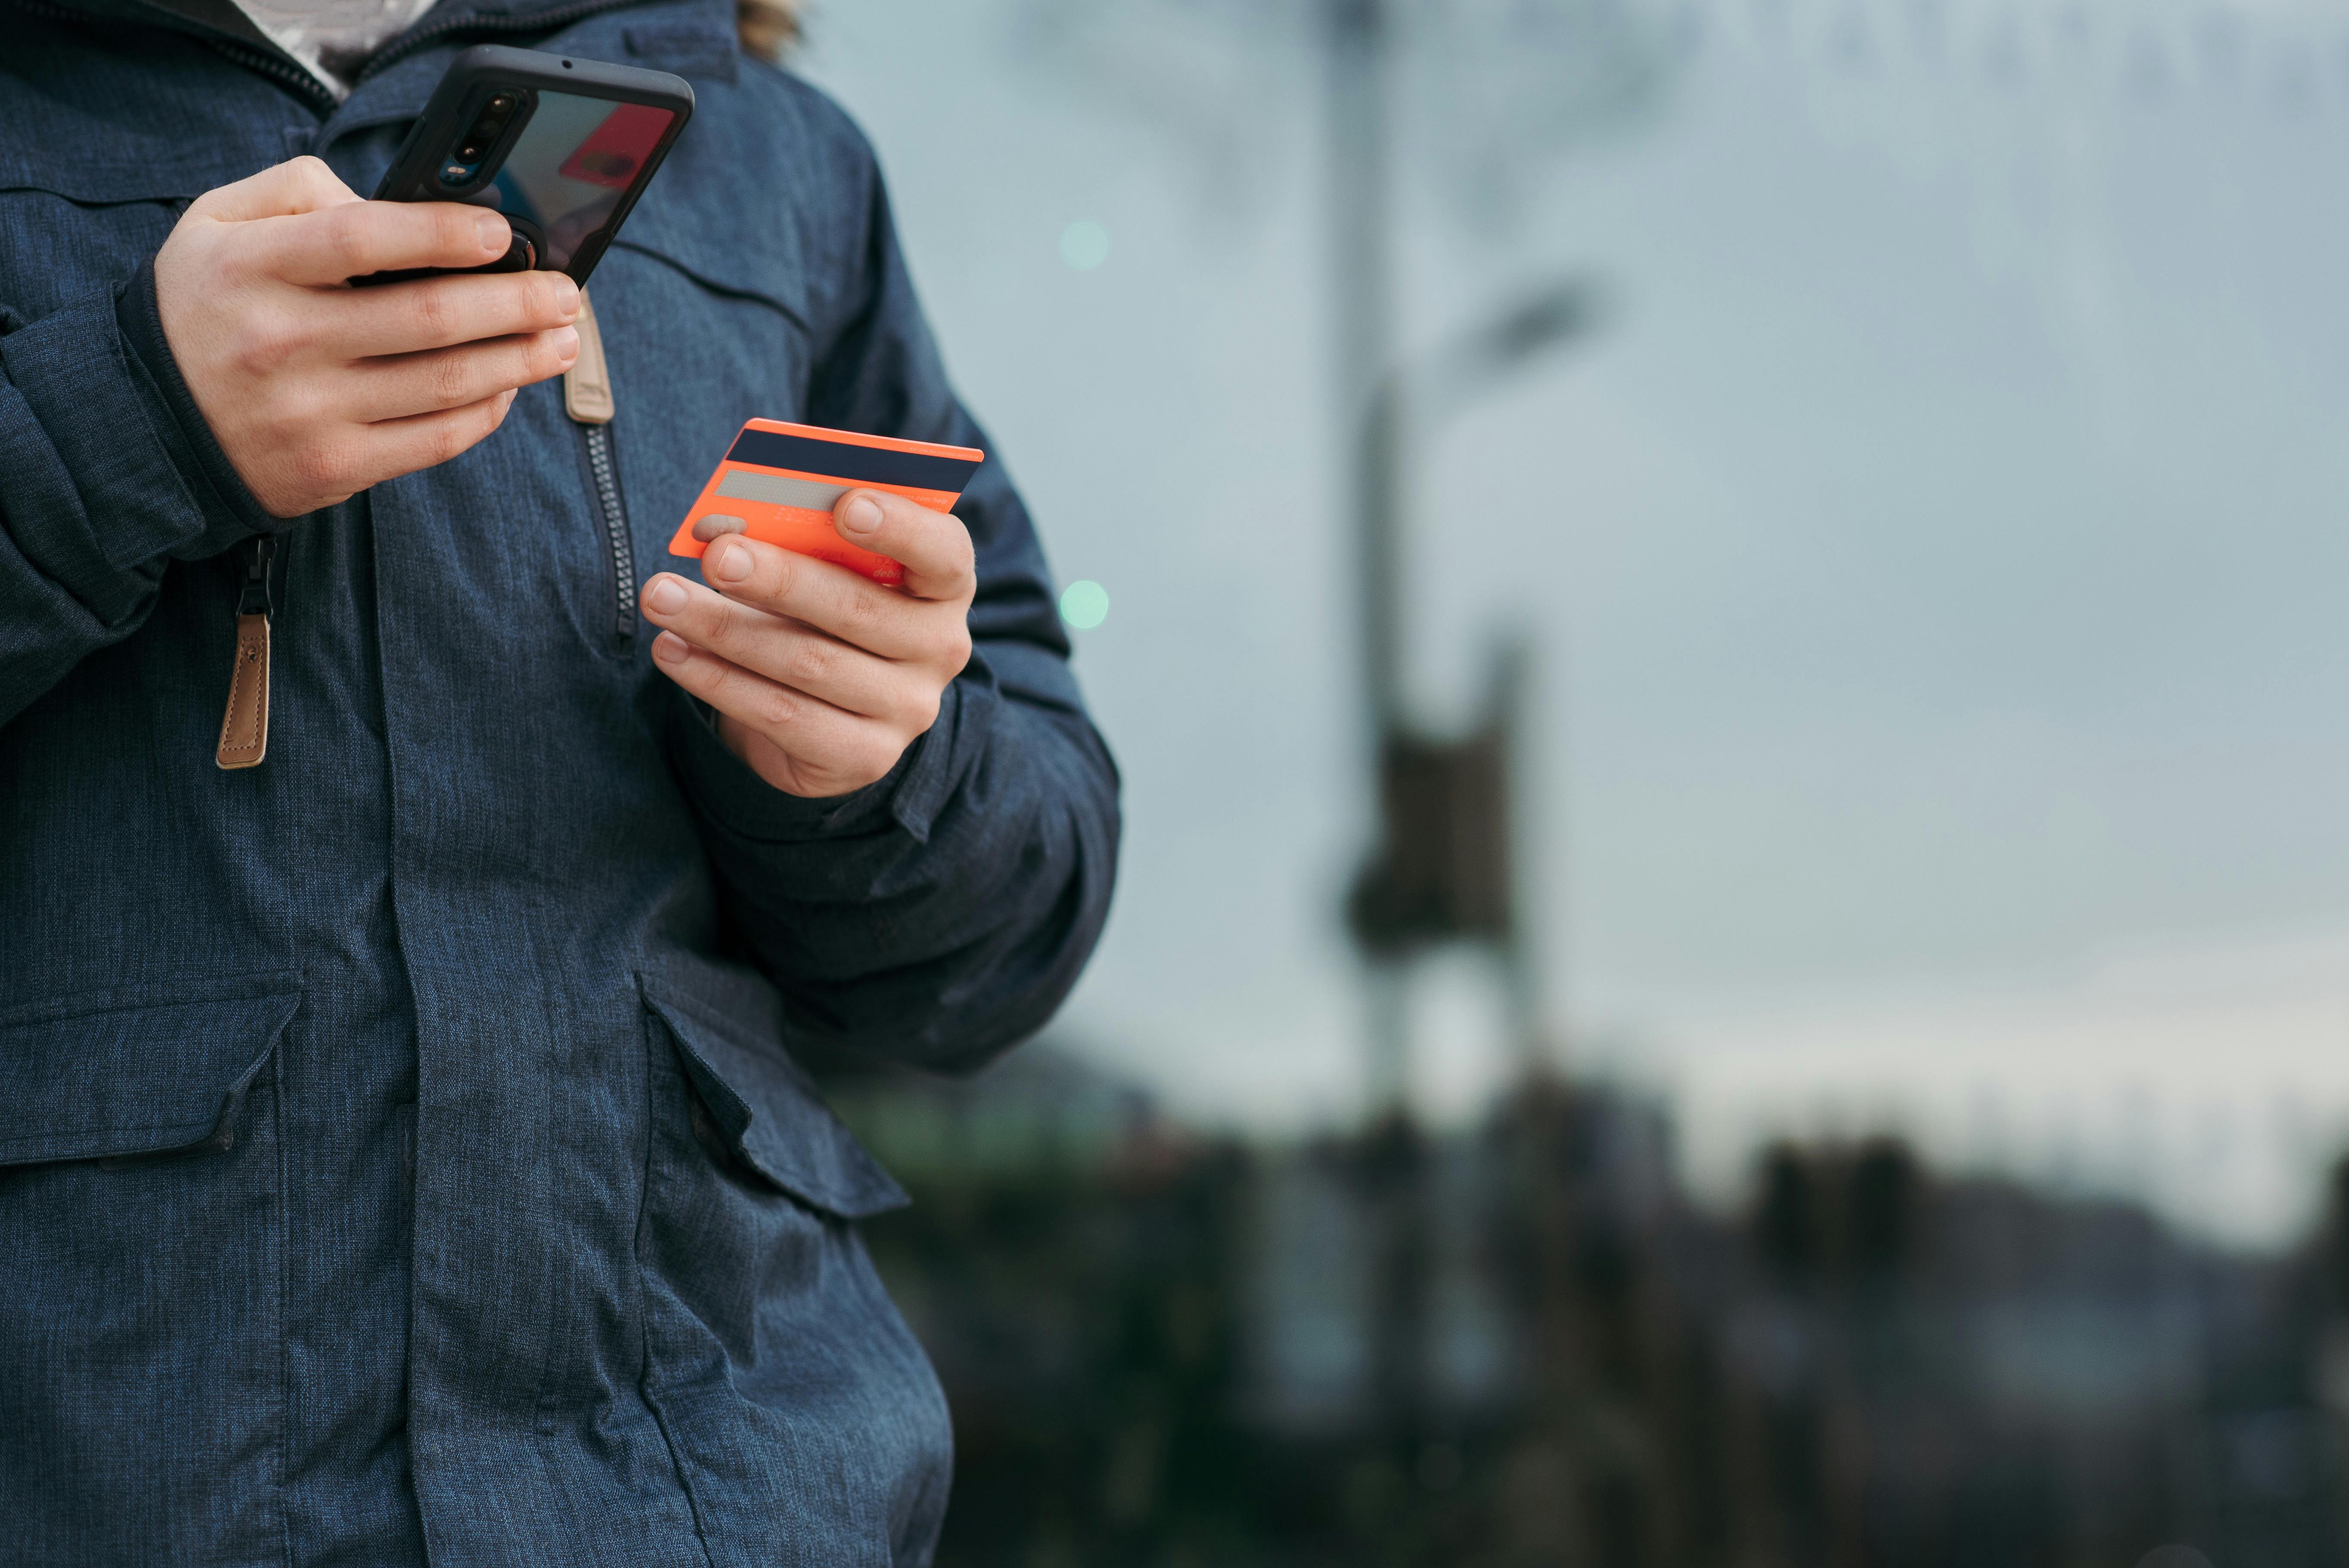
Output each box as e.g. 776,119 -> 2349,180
189,156 -> 362,223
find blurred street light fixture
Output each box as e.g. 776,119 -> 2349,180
1329,0 -> 1610,1117
1345,284 -> 1604,1110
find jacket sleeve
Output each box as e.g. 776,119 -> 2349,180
0,261 -> 278,727
666,140 -> 1121,1076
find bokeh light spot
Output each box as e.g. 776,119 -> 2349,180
1059,579 -> 1109,630
1059,219 -> 1111,272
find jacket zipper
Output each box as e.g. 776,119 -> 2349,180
3,1 -> 339,113
204,37 -> 339,114
582,424 -> 635,645
563,291 -> 633,648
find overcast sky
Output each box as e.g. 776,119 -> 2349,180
801,0 -> 2349,1241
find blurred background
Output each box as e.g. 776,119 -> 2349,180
794,0 -> 2349,1562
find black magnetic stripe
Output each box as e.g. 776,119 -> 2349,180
725,429 -> 980,491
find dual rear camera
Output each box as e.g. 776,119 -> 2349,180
439,91 -> 522,188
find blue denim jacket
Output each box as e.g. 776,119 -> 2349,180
0,2 -> 1120,1562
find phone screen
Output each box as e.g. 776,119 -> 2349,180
477,92 -> 676,270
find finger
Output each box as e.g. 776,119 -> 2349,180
649,631 -> 901,783
830,489 -> 976,602
696,535 -> 942,663
344,327 -> 579,420
335,267 -> 580,358
640,573 -> 909,720
264,198 -> 515,288
327,388 -> 517,498
188,156 -> 361,223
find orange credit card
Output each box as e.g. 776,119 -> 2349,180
668,418 -> 986,589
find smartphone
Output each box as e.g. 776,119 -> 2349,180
360,45 -> 694,286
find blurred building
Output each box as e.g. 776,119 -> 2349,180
826,1049 -> 2348,1568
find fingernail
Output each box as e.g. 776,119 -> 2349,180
553,274 -> 581,318
712,540 -> 752,582
644,577 -> 688,615
553,324 -> 580,365
842,495 -> 883,536
474,212 -> 509,252
652,630 -> 688,664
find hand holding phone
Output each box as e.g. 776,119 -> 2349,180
153,158 -> 582,519
150,47 -> 689,518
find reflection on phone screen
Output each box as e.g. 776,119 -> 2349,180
483,92 -> 675,270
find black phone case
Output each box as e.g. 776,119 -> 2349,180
360,45 -> 694,288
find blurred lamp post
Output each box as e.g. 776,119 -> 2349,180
1332,0 -> 1605,1116
1343,288 -> 1601,1112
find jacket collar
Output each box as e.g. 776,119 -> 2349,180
29,0 -> 696,115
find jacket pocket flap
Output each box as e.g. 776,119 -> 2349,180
0,979 -> 301,1167
642,980 -> 907,1220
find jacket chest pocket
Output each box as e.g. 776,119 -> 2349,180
0,976 -> 300,1561
0,141 -> 280,322
0,187 -> 180,324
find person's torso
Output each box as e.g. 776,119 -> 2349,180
0,7 -> 949,1563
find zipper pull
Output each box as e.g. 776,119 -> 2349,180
215,534 -> 275,771
563,289 -> 613,426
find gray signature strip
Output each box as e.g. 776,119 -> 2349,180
715,470 -> 853,512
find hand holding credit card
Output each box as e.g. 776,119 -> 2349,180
642,417 -> 984,801
669,419 -> 984,588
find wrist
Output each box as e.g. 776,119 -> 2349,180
116,256 -> 283,551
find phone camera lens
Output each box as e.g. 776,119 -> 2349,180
488,94 -> 515,112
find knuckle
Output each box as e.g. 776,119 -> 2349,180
207,230 -> 264,286
838,585 -> 886,637
766,551 -> 805,602
428,413 -> 477,466
235,308 -> 305,374
322,208 -> 373,275
426,350 -> 474,408
290,440 -> 352,498
439,204 -> 489,255
524,332 -> 567,381
262,383 -> 326,439
522,270 -> 566,323
905,686 -> 942,735
289,156 -> 337,195
408,283 -> 461,342
785,638 -> 837,688
756,683 -> 801,732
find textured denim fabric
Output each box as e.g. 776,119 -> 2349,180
0,3 -> 1122,1563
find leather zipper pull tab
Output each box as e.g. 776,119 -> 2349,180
563,289 -> 613,425
216,534 -> 275,771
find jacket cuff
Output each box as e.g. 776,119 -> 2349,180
112,258 -> 282,556
668,667 -> 988,847
670,688 -> 909,844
